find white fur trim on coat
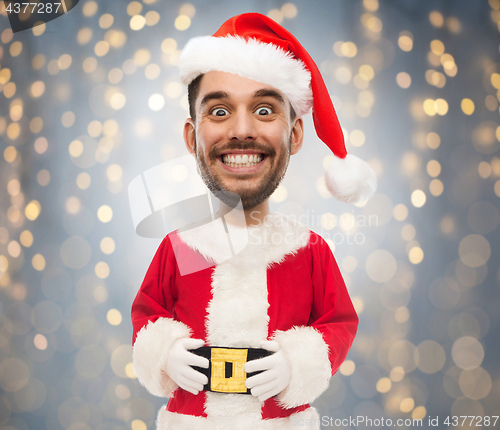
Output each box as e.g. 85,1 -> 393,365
177,213 -> 312,421
178,35 -> 313,118
156,404 -> 322,429
272,326 -> 331,409
132,317 -> 192,397
325,153 -> 377,204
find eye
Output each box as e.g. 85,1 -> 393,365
211,108 -> 229,117
255,107 -> 273,116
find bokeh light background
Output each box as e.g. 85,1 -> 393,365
1,0 -> 500,429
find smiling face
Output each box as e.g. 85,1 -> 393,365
184,71 -> 304,211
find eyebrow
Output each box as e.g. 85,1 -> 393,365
199,88 -> 285,110
200,91 -> 229,109
252,89 -> 285,106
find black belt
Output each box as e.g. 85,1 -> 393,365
191,346 -> 272,394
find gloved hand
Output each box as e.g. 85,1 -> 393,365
163,338 -> 209,395
244,340 -> 291,402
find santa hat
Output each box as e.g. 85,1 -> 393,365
178,13 -> 377,204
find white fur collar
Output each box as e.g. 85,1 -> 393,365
177,212 -> 310,269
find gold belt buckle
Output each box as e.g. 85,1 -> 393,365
210,347 -> 248,393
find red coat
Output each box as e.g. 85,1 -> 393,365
131,213 -> 358,430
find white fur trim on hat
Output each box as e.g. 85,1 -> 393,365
325,153 -> 377,204
179,35 -> 313,118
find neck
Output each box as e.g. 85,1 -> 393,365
217,199 -> 270,228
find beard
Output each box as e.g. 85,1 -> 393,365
194,135 -> 292,211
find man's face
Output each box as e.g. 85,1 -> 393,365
184,71 -> 303,211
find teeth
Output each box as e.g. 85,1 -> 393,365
222,154 -> 262,167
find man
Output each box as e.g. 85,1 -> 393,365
131,13 -> 376,430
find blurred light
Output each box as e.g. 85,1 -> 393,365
458,234 -> 491,268
461,98 -> 475,115
127,1 -> 142,16
270,185 -> 287,202
426,132 -> 441,149
366,250 -> 397,283
446,17 -> 462,33
341,42 -> 357,57
180,3 -> 196,17
430,39 -> 445,55
82,1 -> 98,17
376,377 -> 391,393
485,94 -> 498,111
389,366 -> 405,382
130,15 -> 146,30
394,306 -> 409,323
393,204 -> 408,221
65,196 -> 81,214
0,68 -> 12,84
408,247 -> 424,264
472,122 -> 499,154
32,254 -> 46,271
340,360 -> 356,376
427,160 -> 441,177
82,57 -> 97,73
76,172 -> 91,190
100,237 -> 116,254
77,27 -> 92,45
429,11 -> 444,27
94,41 -> 110,57
398,32 -> 413,51
145,64 -> 161,80
95,262 -> 110,279
99,13 -> 114,29
110,93 -> 126,110
429,179 -> 444,196
363,0 -> 379,11
268,9 -> 284,23
359,64 -> 374,81
335,66 -> 352,83
30,81 -> 45,98
281,3 -> 298,18
145,11 -> 160,26
400,397 -> 414,413
396,72 -> 411,88
133,118 -> 152,137
131,420 -> 147,430
108,68 -> 123,84
411,190 -> 426,207
25,200 -> 41,220
350,130 -> 365,146
88,120 -> 103,137
412,406 -> 427,420
34,333 -> 48,350
10,41 -> 22,57
97,205 -> 113,223
161,38 -> 177,54
452,336 -> 484,370
20,230 -> 33,247
175,15 -> 191,30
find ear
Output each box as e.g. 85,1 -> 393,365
290,117 -> 304,156
183,118 -> 196,155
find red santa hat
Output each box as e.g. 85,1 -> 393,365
178,13 -> 377,204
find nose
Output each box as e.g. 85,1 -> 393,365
228,109 -> 257,141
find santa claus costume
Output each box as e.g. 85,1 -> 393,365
131,13 -> 376,430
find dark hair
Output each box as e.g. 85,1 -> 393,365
187,73 -> 297,122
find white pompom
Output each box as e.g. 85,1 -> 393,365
324,154 -> 377,204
